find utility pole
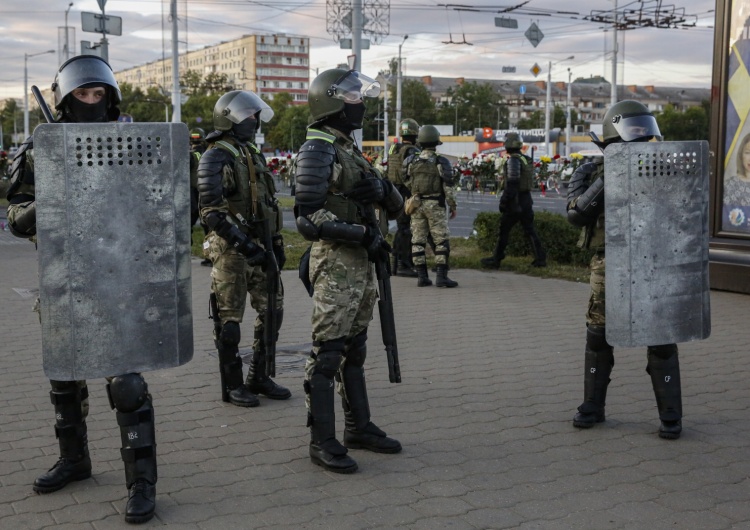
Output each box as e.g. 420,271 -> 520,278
351,0 -> 363,145
64,3 -> 74,62
611,0 -> 618,106
382,73 -> 390,157
566,68 -> 572,158
170,0 -> 181,122
395,35 -> 408,142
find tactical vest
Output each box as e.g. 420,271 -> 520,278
407,151 -> 443,196
212,139 -> 281,237
504,154 -> 534,192
387,143 -> 416,186
306,128 -> 388,235
578,162 -> 606,251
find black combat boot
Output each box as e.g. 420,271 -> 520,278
573,326 -> 614,428
416,264 -> 432,287
647,345 -> 682,440
217,322 -> 259,407
246,334 -> 291,400
109,375 -> 157,524
435,264 -> 458,288
340,337 -> 401,454
34,383 -> 93,494
481,233 -> 504,269
307,376 -> 358,473
397,260 -> 418,277
528,234 -> 547,267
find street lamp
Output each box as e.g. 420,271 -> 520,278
544,55 -> 574,156
566,67 -> 573,158
64,3 -> 74,62
24,49 -> 55,139
380,71 -> 391,157
395,34 -> 408,142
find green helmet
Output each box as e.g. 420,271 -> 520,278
213,90 -> 273,132
601,100 -> 662,144
400,118 -> 420,137
504,132 -> 523,150
308,69 -> 381,122
417,125 -> 442,146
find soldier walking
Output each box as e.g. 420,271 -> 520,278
404,125 -> 458,287
197,90 -> 291,408
294,68 -> 403,473
6,56 -> 174,524
567,100 -> 684,439
385,118 -> 420,277
481,132 -> 546,269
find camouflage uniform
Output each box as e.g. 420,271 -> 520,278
386,140 -> 419,275
404,148 -> 456,267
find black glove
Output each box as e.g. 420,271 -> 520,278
499,191 -> 521,214
346,177 -> 388,204
272,236 -> 286,269
240,240 -> 266,266
362,226 -> 391,262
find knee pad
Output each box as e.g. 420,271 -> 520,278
311,339 -> 345,378
648,344 -> 678,360
345,331 -> 368,368
220,321 -> 241,347
107,373 -> 149,413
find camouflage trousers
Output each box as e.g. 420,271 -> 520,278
205,232 -> 284,350
586,252 -> 606,327
410,199 -> 450,266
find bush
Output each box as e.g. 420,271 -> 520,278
473,210 -> 594,266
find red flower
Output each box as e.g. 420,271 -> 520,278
553,154 -> 561,160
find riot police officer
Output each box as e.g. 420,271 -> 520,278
385,118 -> 420,277
294,68 -> 403,473
6,55 -> 158,524
197,90 -> 290,408
404,125 -> 458,287
567,100 -> 682,439
480,132 -> 546,269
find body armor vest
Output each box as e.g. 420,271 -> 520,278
213,139 -> 281,238
504,154 -> 534,192
387,143 -> 416,186
578,162 -> 606,251
408,151 -> 443,196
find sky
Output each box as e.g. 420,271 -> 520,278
0,0 -> 718,101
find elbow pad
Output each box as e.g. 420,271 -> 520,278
380,180 -> 404,219
567,177 -> 604,227
319,220 -> 367,244
8,201 -> 36,237
296,215 -> 321,242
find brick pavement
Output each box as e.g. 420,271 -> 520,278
2,232 -> 750,529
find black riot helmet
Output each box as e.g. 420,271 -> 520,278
308,69 -> 380,125
52,55 -> 121,121
213,90 -> 273,133
595,100 -> 662,148
504,132 -> 523,152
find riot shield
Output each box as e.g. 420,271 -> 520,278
33,123 -> 193,380
604,140 -> 710,347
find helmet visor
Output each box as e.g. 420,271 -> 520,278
224,91 -> 274,124
612,113 -> 662,142
328,71 -> 380,103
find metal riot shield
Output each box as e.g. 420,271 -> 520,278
33,123 -> 193,380
604,140 -> 710,347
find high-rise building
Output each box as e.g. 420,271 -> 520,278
114,34 -> 310,103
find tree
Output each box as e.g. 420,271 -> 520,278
655,102 -> 710,141
263,92 -> 310,151
435,81 -> 508,135
0,99 -> 24,148
515,105 -> 578,130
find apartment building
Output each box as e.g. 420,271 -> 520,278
115,34 -> 310,103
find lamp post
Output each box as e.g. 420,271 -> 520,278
142,99 -> 170,122
24,49 -> 55,139
566,68 -> 573,158
381,71 -> 390,157
544,55 -> 574,157
64,3 -> 74,62
395,34 -> 408,142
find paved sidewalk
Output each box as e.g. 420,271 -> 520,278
2,238 -> 750,529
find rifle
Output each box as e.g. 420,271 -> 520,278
361,203 -> 402,384
31,86 -> 56,124
209,292 -> 222,349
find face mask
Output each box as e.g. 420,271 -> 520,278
231,117 -> 258,142
67,97 -> 109,123
343,102 -> 366,130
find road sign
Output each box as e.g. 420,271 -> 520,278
525,22 -> 544,48
530,64 -> 541,77
519,85 -> 526,95
81,11 -> 122,36
97,0 -> 107,11
495,17 -> 518,29
339,38 -> 371,50
502,66 -> 516,73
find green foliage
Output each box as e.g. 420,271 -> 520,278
655,102 -> 710,141
473,210 -> 594,266
515,105 -> 577,130
264,93 -> 310,151
436,81 -> 508,133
